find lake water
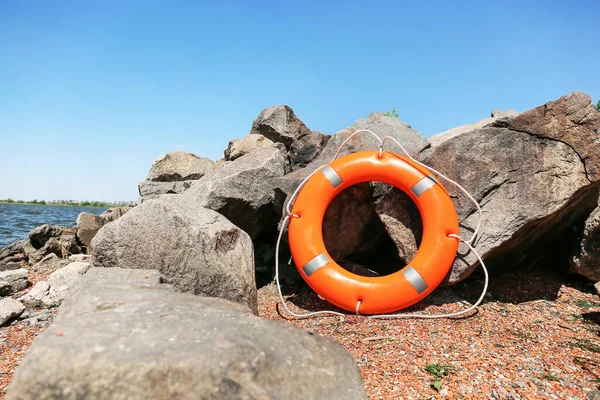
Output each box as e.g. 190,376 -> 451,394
0,203 -> 108,249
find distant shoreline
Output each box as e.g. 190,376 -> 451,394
0,201 -> 131,209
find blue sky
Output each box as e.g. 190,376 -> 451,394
1,1 -> 598,202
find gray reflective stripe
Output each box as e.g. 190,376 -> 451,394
321,165 -> 343,188
402,266 -> 429,294
411,175 -> 437,197
302,253 -> 329,277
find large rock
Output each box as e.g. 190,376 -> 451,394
30,253 -> 70,274
0,240 -> 29,267
509,91 -> 600,181
138,180 -> 196,200
99,204 -> 135,224
273,113 -> 429,272
571,198 -> 600,281
19,281 -> 61,309
324,112 -> 430,160
91,200 -> 257,313
289,130 -> 331,170
28,235 -> 82,265
177,143 -> 291,240
0,298 -> 25,326
75,212 -> 102,247
76,205 -> 136,246
47,261 -> 91,288
428,109 -> 520,147
418,93 -> 600,283
6,268 -> 366,400
0,268 -> 28,296
250,105 -> 312,149
0,262 -> 20,272
146,151 -> 215,182
27,225 -> 82,263
19,262 -> 90,308
224,134 -> 274,161
29,225 -> 76,249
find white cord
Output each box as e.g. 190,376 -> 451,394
275,130 -> 487,319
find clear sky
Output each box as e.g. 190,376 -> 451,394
1,1 -> 598,202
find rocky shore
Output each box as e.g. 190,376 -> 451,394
1,92 -> 600,399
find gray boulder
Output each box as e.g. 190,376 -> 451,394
28,225 -> 82,262
0,262 -> 20,272
75,212 -> 102,247
177,142 -> 291,240
0,239 -> 29,267
99,204 -> 135,223
250,105 -> 312,149
0,268 -> 28,296
224,134 -> 274,161
77,205 -> 136,247
428,109 -> 520,147
510,91 -> 600,181
91,200 -> 257,313
19,281 -> 62,309
289,130 -> 331,170
29,225 -> 76,249
68,254 -> 91,262
418,92 -> 600,283
138,180 -> 196,200
6,268 -> 366,400
48,261 -> 91,288
0,298 -> 25,326
30,253 -> 70,274
571,198 -> 600,281
146,151 -> 215,182
28,235 -> 82,265
19,262 -> 90,309
19,309 -> 55,328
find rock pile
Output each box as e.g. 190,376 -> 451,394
2,92 -> 600,399
92,93 -> 600,290
0,204 -> 133,328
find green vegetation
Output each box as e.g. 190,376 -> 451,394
576,299 -> 595,309
425,363 -> 455,392
0,199 -> 131,208
384,108 -> 400,119
596,100 -> 600,111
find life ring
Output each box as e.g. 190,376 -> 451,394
288,150 -> 460,314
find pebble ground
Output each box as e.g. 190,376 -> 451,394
1,268 -> 599,399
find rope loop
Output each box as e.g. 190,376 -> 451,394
275,129 -> 487,320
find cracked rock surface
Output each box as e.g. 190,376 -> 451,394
416,91 -> 600,283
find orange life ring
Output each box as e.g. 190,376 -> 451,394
288,150 -> 460,314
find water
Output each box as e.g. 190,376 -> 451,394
0,203 -> 108,249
